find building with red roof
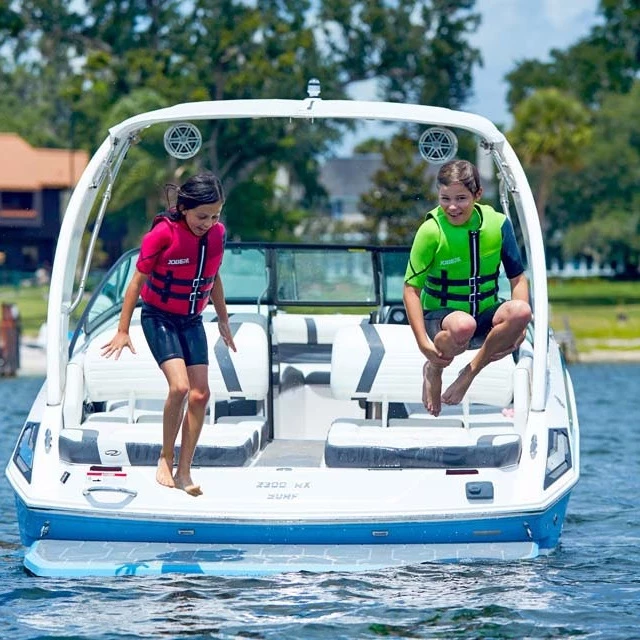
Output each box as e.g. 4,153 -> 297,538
0,133 -> 88,274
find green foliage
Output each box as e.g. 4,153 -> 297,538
357,134 -> 434,244
319,0 -> 481,108
224,175 -> 306,242
0,0 -> 483,255
544,81 -> 640,271
507,88 -> 592,234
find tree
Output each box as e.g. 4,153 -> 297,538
561,205 -> 640,277
0,0 -> 483,251
319,0 -> 481,107
548,81 -> 640,274
358,134 -> 434,244
507,88 -> 592,236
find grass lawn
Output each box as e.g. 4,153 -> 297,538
0,284 -> 50,336
547,278 -> 640,353
1,278 -> 639,353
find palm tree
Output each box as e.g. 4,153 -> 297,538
507,88 -> 592,236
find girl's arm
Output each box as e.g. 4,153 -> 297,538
101,270 -> 147,358
211,276 -> 237,352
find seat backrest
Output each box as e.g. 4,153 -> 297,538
331,324 -> 515,408
83,320 -> 269,404
272,313 -> 367,346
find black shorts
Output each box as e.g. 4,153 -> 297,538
141,303 -> 208,367
424,302 -> 502,350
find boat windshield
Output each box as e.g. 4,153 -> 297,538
71,241 -> 513,353
72,243 -> 394,351
274,246 -> 377,305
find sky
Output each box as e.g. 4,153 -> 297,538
466,0 -> 602,125
341,0 -> 601,153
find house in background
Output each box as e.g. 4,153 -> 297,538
319,153 -> 383,223
0,133 -> 88,274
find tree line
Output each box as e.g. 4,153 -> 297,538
0,0 -> 638,274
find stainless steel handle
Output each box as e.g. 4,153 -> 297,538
83,485 -> 138,498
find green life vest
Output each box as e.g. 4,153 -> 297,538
421,203 -> 503,316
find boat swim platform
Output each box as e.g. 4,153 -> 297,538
25,540 -> 539,577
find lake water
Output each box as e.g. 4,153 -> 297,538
0,364 -> 638,639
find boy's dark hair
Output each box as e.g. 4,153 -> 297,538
436,160 -> 482,196
164,172 -> 225,221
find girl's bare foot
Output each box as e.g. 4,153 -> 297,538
423,362 -> 443,416
174,474 -> 203,497
156,456 -> 175,488
442,364 -> 474,405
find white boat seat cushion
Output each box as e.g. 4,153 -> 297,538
330,324 -> 516,408
77,322 -> 269,426
273,314 -> 368,375
83,320 -> 268,404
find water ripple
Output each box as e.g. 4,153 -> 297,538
0,365 -> 639,639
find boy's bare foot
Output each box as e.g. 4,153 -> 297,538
423,361 -> 443,416
156,456 -> 175,488
442,364 -> 474,405
174,475 -> 203,497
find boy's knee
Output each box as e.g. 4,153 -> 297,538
450,315 -> 477,344
511,300 -> 533,325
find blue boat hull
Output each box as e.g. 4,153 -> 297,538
15,493 -> 570,552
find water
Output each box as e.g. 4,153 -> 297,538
1,365 -> 639,639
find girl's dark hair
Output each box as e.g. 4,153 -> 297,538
436,160 -> 482,196
164,172 -> 225,220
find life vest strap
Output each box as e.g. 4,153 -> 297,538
145,280 -> 211,301
423,286 -> 498,304
150,271 -> 215,287
426,270 -> 499,287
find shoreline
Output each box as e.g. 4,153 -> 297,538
573,350 -> 640,363
13,343 -> 640,378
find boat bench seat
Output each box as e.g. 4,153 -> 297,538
60,319 -> 270,466
324,421 -> 521,468
325,324 -> 522,468
273,313 -> 369,388
59,418 -> 267,467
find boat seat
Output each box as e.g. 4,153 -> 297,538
330,323 -> 517,426
273,313 -> 369,385
58,420 -> 267,467
60,319 -> 269,466
324,422 -> 521,468
326,324 -> 522,468
271,313 -> 370,439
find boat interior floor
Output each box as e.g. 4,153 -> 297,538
252,439 -> 325,468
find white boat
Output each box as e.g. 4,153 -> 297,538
6,83 -> 579,577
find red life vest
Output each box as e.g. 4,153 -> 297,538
138,216 -> 226,315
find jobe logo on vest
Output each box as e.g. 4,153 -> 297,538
168,258 -> 190,265
440,257 -> 462,266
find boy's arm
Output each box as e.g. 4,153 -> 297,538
403,283 -> 453,366
508,272 -> 529,304
403,283 -> 430,353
